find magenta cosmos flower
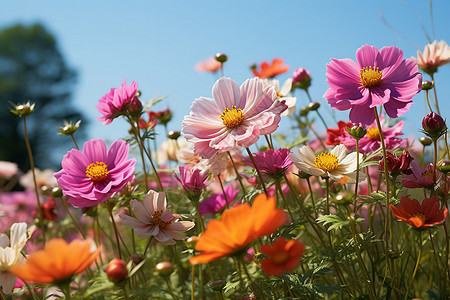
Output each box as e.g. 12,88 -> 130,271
96,79 -> 139,125
182,77 -> 287,158
174,166 -> 208,198
250,148 -> 293,179
198,185 -> 239,216
54,139 -> 136,207
402,162 -> 439,189
120,190 -> 195,245
324,45 -> 422,125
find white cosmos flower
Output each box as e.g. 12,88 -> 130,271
262,78 -> 296,116
0,223 -> 33,294
289,144 -> 365,183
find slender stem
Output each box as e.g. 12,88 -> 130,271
275,179 -> 294,220
245,148 -> 268,196
264,135 -> 274,150
433,138 -> 438,190
217,175 -> 229,209
425,89 -> 433,113
220,63 -> 224,77
191,264 -> 195,300
165,278 -> 178,300
306,177 -> 318,218
143,236 -> 154,256
404,231 -> 422,300
431,73 -> 441,115
70,134 -> 80,150
127,118 -> 150,191
107,201 -> 122,259
22,117 -> 45,244
195,201 -> 205,232
305,89 -> 328,129
227,151 -> 246,197
61,197 -> 86,238
354,139 -> 360,213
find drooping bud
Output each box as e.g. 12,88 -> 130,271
437,161 -> 450,174
379,151 -> 414,175
129,254 -> 143,265
105,258 -> 128,283
10,102 -> 35,117
57,120 -> 81,136
215,53 -> 228,63
292,68 -> 312,91
418,137 -> 433,146
422,80 -> 434,90
156,108 -> 173,126
127,97 -> 143,119
421,112 -> 447,139
167,130 -> 181,140
346,125 -> 367,141
155,261 -> 174,277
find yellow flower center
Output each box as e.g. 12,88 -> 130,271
360,66 -> 382,88
276,91 -> 284,98
220,106 -> 245,130
315,152 -> 339,172
409,212 -> 427,227
152,211 -> 173,229
271,251 -> 290,265
85,162 -> 109,182
366,127 -> 380,140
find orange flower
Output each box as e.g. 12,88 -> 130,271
251,58 -> 289,79
260,237 -> 304,276
390,196 -> 448,228
189,194 -> 288,265
10,238 -> 100,284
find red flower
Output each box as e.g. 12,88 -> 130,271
390,196 -> 448,228
326,121 -> 352,145
260,237 -> 304,276
139,111 -> 159,129
251,58 -> 289,79
379,151 -> 413,174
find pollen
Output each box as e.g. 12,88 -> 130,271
366,127 -> 380,140
220,106 -> 245,129
271,251 -> 290,265
315,152 -> 339,172
152,211 -> 173,229
85,161 -> 109,182
276,91 -> 284,98
360,66 -> 382,88
410,212 -> 427,227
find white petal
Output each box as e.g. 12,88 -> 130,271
280,78 -> 292,95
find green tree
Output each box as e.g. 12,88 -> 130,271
0,23 -> 85,171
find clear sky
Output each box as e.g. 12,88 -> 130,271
1,0 -> 450,150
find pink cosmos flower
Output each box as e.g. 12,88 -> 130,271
54,139 -> 136,208
96,79 -> 139,125
195,56 -> 222,73
415,40 -> 450,75
182,77 -> 287,158
120,190 -> 195,245
0,191 -> 37,232
195,146 -> 244,181
174,166 -> 209,197
324,45 -> 422,125
198,185 -> 239,216
402,162 -> 438,189
250,148 -> 293,179
339,115 -> 406,154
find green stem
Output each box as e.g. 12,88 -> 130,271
61,197 -> 86,239
275,179 -> 294,220
245,147 -> 269,196
22,117 -> 45,244
404,231 -> 422,300
165,277 -> 178,300
305,89 -> 328,129
70,134 -> 79,150
127,118 -> 150,191
217,175 -> 229,209
227,151 -> 246,197
191,264 -> 195,300
431,73 -> 441,115
425,89 -> 433,113
107,201 -> 122,259
354,139 -> 360,213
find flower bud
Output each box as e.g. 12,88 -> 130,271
57,120 -> 81,136
155,261 -> 174,277
418,136 -> 433,146
308,102 -> 321,111
105,258 -> 128,283
437,161 -> 450,174
156,108 -> 173,126
379,151 -> 413,175
346,125 -> 367,140
334,192 -> 353,205
209,280 -> 226,292
10,102 -> 35,117
185,236 -> 199,249
250,64 -> 257,71
421,112 -> 447,139
136,90 -> 142,97
167,130 -> 181,140
127,97 -> 143,119
299,106 -> 310,117
292,68 -> 311,90
215,53 -> 228,63
422,80 -> 434,90
51,187 -> 63,198
129,254 -> 143,265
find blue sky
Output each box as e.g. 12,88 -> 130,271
2,0 -> 450,149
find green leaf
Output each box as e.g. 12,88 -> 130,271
316,215 -> 351,231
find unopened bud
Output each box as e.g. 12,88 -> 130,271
155,262 -> 174,276
136,90 -> 142,97
185,236 -> 199,249
105,258 -> 128,283
292,68 -> 312,91
422,112 -> 447,139
167,130 -> 181,140
10,102 -> 35,117
157,108 -> 173,126
51,187 -> 63,198
129,254 -> 144,265
308,102 -> 320,111
334,192 -> 353,205
437,161 -> 450,174
422,80 -> 434,90
215,53 -> 228,63
419,136 -> 433,146
299,106 -> 310,117
57,120 -> 81,136
127,97 -> 143,119
346,125 -> 367,141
